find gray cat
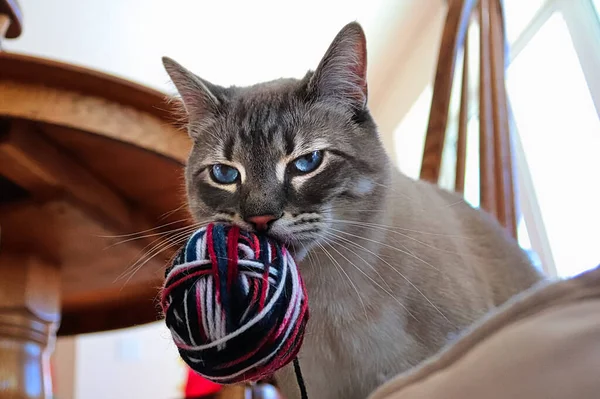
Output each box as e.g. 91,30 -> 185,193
163,22 -> 542,399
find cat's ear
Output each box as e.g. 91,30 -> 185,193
162,56 -> 221,118
308,22 -> 368,110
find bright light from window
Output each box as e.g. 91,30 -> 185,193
504,0 -> 547,44
463,117 -> 481,209
507,12 -> 600,278
518,216 -> 544,272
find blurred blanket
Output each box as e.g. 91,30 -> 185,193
368,264 -> 600,399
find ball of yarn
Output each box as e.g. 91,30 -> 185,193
160,223 -> 309,384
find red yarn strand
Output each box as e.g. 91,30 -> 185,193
226,226 -> 240,291
206,224 -> 220,304
161,224 -> 308,385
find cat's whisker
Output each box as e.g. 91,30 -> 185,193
329,219 -> 477,256
320,232 -> 392,292
97,218 -> 191,239
320,232 -> 416,320
120,234 -> 193,291
118,231 -> 197,290
307,249 -> 317,274
329,217 -> 504,261
315,241 -> 344,283
442,199 -> 466,208
116,224 -> 204,286
316,241 -> 368,319
114,225 -> 197,282
322,241 -> 371,322
158,203 -> 189,221
327,216 -> 475,239
104,222 -> 204,249
323,229 -> 452,326
299,241 -> 317,274
328,227 -> 440,272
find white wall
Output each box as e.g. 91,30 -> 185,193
73,323 -> 185,399
369,0 -> 448,175
6,0 -> 409,92
52,337 -> 76,399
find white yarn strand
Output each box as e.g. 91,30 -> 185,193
183,289 -> 198,347
165,227 -> 306,383
172,245 -> 290,352
192,250 -> 303,382
205,277 -> 215,341
199,278 -> 209,341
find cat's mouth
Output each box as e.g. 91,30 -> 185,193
208,211 -> 328,257
268,212 -> 327,245
267,227 -> 323,263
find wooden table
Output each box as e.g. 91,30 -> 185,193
0,50 -> 195,397
0,4 -> 284,398
0,4 -> 196,396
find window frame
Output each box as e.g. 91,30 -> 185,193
439,0 -> 600,277
508,0 -> 600,277
509,0 -> 600,119
391,0 -> 600,278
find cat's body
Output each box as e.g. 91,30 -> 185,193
163,22 -> 543,399
275,170 -> 541,399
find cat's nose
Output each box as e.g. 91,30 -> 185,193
246,214 -> 278,231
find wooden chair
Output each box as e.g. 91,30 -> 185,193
420,0 -> 518,238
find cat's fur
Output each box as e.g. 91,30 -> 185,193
163,22 -> 543,399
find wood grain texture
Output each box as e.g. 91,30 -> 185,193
0,120 -> 134,231
420,0 -> 477,184
0,80 -> 190,162
0,53 -> 191,163
421,0 -> 518,239
0,53 -> 193,336
478,0 -> 497,216
0,252 -> 60,398
490,0 -> 517,237
0,197 -> 168,316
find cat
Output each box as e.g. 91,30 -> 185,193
162,22 -> 543,399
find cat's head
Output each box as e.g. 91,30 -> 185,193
163,22 -> 390,255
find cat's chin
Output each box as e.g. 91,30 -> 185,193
288,245 -> 309,262
265,232 -> 309,261
265,230 -> 319,263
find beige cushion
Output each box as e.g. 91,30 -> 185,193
368,265 -> 600,399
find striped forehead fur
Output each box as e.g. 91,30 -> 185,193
164,22 -> 388,233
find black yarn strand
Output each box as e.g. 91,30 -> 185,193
293,357 -> 308,399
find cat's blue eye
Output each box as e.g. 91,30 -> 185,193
210,164 -> 240,184
292,150 -> 324,174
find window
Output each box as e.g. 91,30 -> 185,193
393,0 -> 600,278
507,9 -> 600,278
504,0 -> 547,44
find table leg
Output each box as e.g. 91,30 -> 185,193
0,252 -> 60,399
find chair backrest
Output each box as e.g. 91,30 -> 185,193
0,0 -> 22,41
420,0 -> 517,238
